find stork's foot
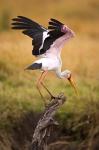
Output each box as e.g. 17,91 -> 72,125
50,93 -> 64,100
50,95 -> 56,100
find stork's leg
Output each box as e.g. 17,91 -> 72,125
40,71 -> 55,98
36,71 -> 54,102
41,82 -> 55,99
36,72 -> 46,104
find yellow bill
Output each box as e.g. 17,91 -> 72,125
68,76 -> 78,96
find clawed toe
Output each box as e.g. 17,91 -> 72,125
51,95 -> 56,100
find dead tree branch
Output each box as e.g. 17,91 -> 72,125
31,93 -> 66,150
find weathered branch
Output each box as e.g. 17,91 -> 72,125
31,93 -> 66,150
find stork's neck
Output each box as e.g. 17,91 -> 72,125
56,68 -> 63,79
56,68 -> 71,79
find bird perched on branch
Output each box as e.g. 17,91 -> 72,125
12,16 -> 78,103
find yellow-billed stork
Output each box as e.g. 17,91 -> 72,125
12,16 -> 77,103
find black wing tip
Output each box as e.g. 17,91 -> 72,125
17,15 -> 23,18
50,18 -> 64,25
12,16 -> 20,20
12,18 -> 16,21
13,16 -> 22,20
50,18 -> 60,22
17,15 -> 29,19
50,18 -> 56,21
12,16 -> 30,21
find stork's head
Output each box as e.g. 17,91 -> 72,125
61,25 -> 75,39
61,70 -> 78,95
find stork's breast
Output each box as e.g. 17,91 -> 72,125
42,57 -> 60,71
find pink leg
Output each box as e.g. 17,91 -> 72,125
36,71 -> 46,104
36,71 -> 54,102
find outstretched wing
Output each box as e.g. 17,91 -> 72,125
12,17 -> 73,57
11,16 -> 48,56
41,18 -> 66,54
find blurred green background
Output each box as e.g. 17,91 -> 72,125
0,0 -> 99,149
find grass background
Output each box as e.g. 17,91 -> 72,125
0,0 -> 99,148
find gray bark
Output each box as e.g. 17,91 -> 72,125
31,93 -> 66,150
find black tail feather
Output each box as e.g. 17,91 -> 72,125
25,63 -> 42,70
